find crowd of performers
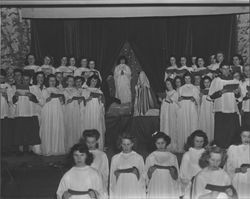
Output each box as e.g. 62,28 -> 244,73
0,51 -> 250,198
56,129 -> 250,199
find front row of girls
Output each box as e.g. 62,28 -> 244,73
0,68 -> 105,156
160,64 -> 250,153
56,128 -> 250,199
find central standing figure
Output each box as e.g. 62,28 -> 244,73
114,56 -> 132,104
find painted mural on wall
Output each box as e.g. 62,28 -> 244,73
237,14 -> 250,66
1,8 -> 31,69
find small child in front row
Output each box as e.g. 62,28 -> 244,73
80,129 -> 109,192
109,134 -> 146,199
145,131 -> 181,199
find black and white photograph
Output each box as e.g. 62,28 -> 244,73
0,0 -> 249,198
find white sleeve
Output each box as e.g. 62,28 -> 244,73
56,174 -> 70,199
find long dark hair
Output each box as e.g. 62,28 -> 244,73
185,130 -> 208,151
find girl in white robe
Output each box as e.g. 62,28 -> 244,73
74,77 -> 86,133
23,54 -> 40,82
74,58 -> 90,77
67,56 -> 77,74
83,75 -> 105,150
145,132 -> 181,199
81,129 -> 109,191
88,60 -> 102,82
56,56 -> 73,77
225,129 -> 250,199
114,56 -> 132,104
199,76 -> 214,142
179,130 -> 208,198
177,73 -> 199,152
64,76 -> 82,151
160,78 -> 179,152
30,71 -> 46,154
38,55 -> 56,77
164,56 -> 178,81
40,74 -> 66,156
57,143 -> 106,199
192,146 -> 234,199
110,134 -> 146,199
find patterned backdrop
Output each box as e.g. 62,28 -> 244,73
0,8 -> 249,69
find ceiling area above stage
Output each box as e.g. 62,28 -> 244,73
1,0 -> 249,18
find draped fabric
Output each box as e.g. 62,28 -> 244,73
31,15 -> 236,92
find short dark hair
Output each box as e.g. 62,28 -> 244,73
152,131 -> 171,146
24,53 -> 36,65
185,130 -> 208,151
183,72 -> 194,84
231,54 -> 244,66
45,74 -> 58,87
67,143 -> 94,168
173,76 -> 184,89
33,71 -> 45,85
86,75 -> 101,88
199,146 -> 227,168
117,133 -> 137,150
82,129 -> 100,141
200,76 -> 212,89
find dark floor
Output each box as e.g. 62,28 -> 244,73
1,149 -> 183,198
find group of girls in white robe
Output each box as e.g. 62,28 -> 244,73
179,129 -> 250,199
38,74 -> 105,155
161,53 -> 250,152
3,57 -> 105,155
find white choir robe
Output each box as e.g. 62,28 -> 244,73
160,90 -> 179,152
177,84 -> 199,152
38,65 -> 56,75
198,93 -> 214,142
109,151 -> 146,199
74,67 -> 90,77
56,66 -> 74,77
145,151 -> 181,199
180,147 -> 205,197
114,64 -> 132,104
77,88 -> 86,133
208,77 -> 239,114
192,168 -> 232,199
225,144 -> 250,199
64,87 -> 82,151
29,84 -> 45,154
0,83 -> 12,119
40,87 -> 66,156
57,166 -> 107,199
23,65 -> 40,73
90,149 -> 109,191
240,78 -> 250,111
83,87 -> 105,150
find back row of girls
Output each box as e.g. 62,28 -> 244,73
0,68 -> 105,156
160,60 -> 250,152
57,128 -> 250,199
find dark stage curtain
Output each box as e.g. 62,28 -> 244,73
31,14 -> 236,92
